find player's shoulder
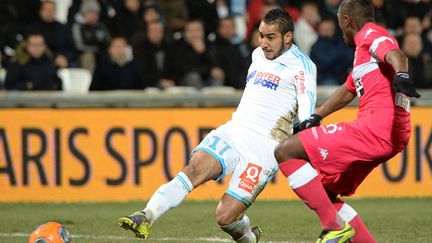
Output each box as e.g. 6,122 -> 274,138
358,22 -> 396,44
251,47 -> 265,62
276,45 -> 316,75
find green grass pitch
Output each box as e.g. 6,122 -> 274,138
1,197 -> 431,243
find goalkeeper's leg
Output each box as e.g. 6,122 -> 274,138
332,199 -> 376,243
118,151 -> 222,238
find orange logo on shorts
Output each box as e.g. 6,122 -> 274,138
238,163 -> 262,193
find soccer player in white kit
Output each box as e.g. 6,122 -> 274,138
119,8 -> 317,242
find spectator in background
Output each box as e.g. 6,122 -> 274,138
0,0 -> 42,66
319,0 -> 341,19
249,26 -> 261,49
402,33 -> 432,88
67,0 -> 115,27
109,0 -> 144,41
212,17 -> 250,89
133,21 -> 176,88
310,17 -> 353,85
27,0 -> 76,68
172,19 -> 222,88
246,0 -> 280,40
130,6 -> 166,48
157,0 -> 189,33
186,0 -> 219,36
142,6 -> 162,24
371,0 -> 393,28
294,1 -> 320,55
400,15 -> 432,52
72,0 -> 111,72
90,37 -> 143,90
5,33 -> 61,90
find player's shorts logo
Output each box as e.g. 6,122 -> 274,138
318,147 -> 328,160
321,124 -> 342,134
238,163 -> 262,193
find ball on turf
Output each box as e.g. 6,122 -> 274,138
29,222 -> 72,243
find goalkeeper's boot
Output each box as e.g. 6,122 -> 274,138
251,225 -> 262,242
316,222 -> 354,243
118,210 -> 152,239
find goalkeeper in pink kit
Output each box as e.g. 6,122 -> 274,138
274,0 -> 421,242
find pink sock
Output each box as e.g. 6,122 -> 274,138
333,201 -> 376,242
279,159 -> 342,230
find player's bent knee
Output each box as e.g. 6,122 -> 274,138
215,208 -> 238,226
274,135 -> 308,162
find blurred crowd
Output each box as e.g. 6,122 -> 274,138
0,0 -> 431,91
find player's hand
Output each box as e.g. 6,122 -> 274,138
392,72 -> 421,98
296,114 -> 322,133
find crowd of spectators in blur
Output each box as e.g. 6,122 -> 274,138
0,0 -> 431,91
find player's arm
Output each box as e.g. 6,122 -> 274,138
294,64 -> 317,133
367,31 -> 420,98
296,71 -> 317,122
385,50 -> 420,98
316,85 -> 355,118
296,74 -> 355,131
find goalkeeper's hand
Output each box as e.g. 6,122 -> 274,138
393,72 -> 421,98
296,114 -> 322,133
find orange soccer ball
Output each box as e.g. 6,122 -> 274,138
29,222 -> 72,243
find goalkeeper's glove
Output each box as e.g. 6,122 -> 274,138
296,114 -> 322,133
393,72 -> 421,98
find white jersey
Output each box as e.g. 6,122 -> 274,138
230,45 -> 317,142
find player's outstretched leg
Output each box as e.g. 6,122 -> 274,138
118,151 -> 222,239
333,200 -> 376,243
118,210 -> 152,239
118,171 -> 193,239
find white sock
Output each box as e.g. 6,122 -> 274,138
144,172 -> 193,224
338,203 -> 358,222
220,215 -> 256,243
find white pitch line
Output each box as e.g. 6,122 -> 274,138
0,232 -> 300,243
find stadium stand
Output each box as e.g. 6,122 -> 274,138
0,0 -> 430,93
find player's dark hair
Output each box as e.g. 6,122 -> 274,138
263,8 -> 294,35
340,0 -> 375,20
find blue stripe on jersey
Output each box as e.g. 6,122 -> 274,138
292,50 -> 310,74
307,90 -> 316,114
293,49 -> 313,75
295,49 -> 313,74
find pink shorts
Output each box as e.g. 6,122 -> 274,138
298,119 -> 405,196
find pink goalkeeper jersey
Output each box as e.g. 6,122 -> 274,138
344,22 -> 411,147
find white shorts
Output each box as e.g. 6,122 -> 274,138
193,122 -> 279,206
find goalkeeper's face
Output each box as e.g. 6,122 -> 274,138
258,22 -> 292,60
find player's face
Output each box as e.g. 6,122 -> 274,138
258,22 -> 291,60
337,10 -> 355,47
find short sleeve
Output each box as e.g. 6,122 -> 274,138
344,73 -> 356,94
368,34 -> 399,62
